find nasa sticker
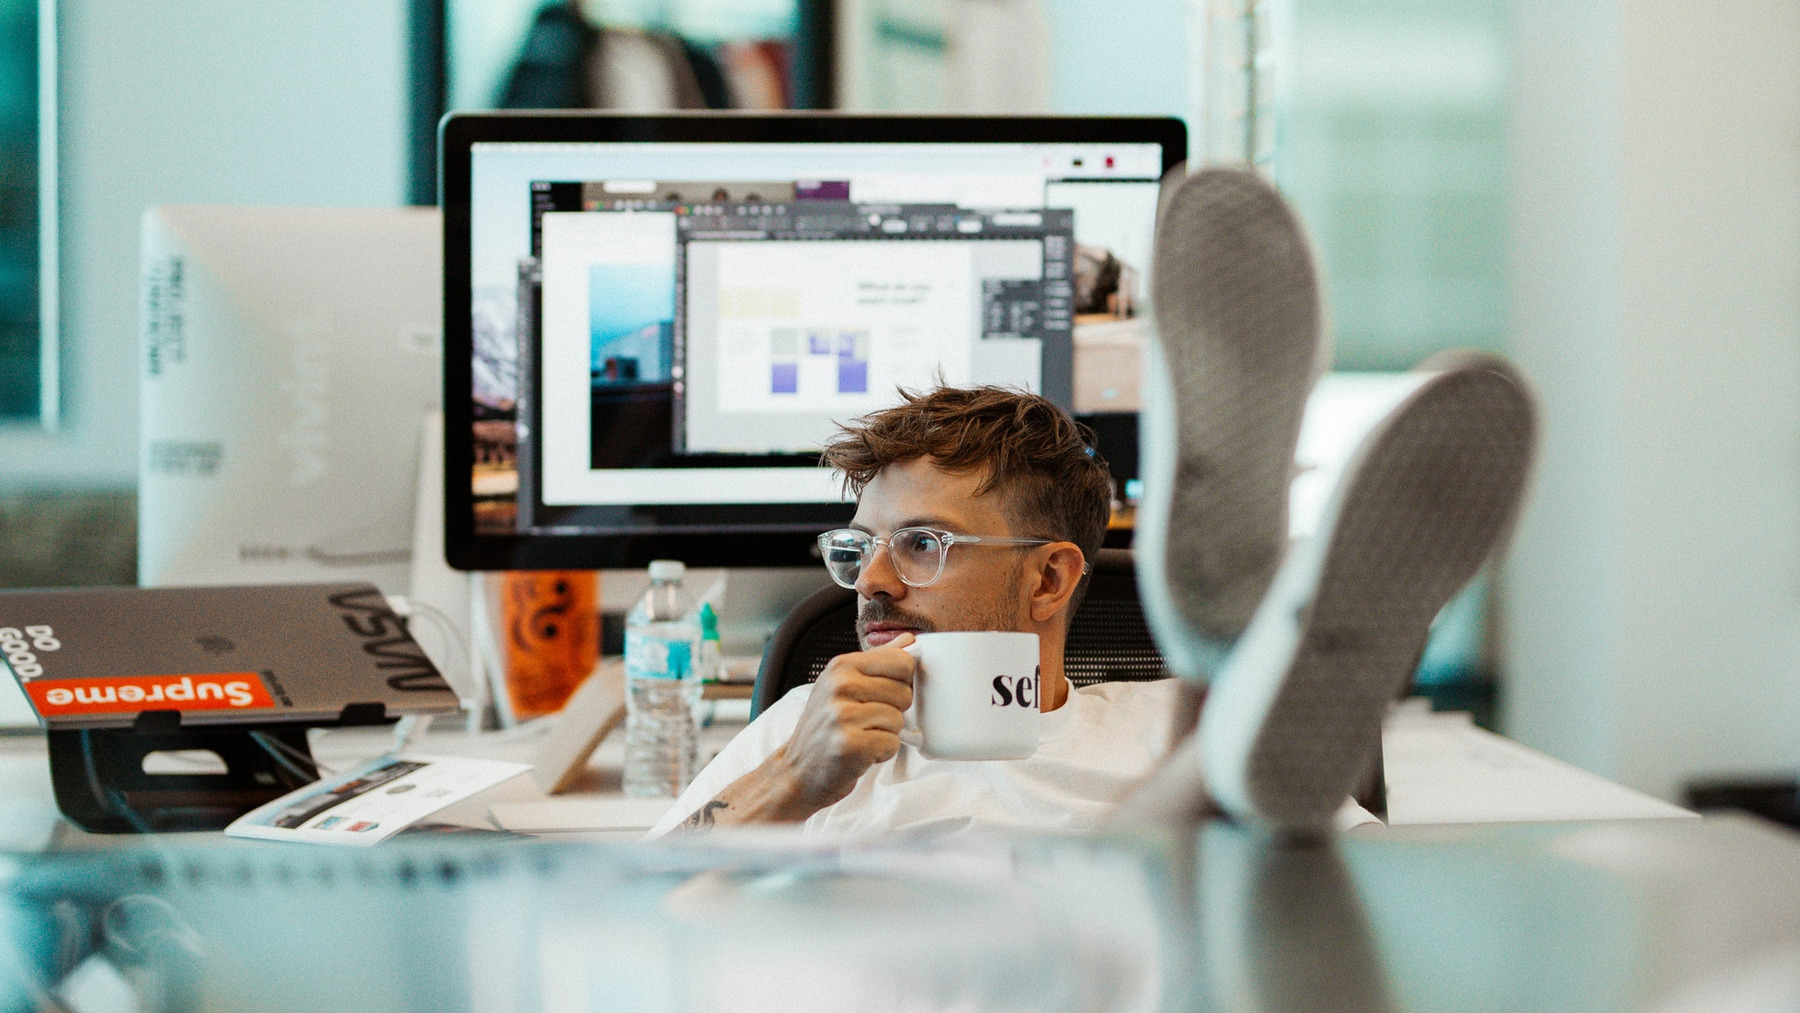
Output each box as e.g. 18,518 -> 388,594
0,625 -> 60,680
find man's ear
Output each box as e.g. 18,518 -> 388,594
1028,543 -> 1088,623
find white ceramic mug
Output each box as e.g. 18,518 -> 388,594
902,631 -> 1041,760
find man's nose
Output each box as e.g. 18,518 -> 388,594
855,542 -> 908,600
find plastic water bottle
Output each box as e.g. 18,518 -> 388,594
622,560 -> 702,797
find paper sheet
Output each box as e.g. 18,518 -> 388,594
226,753 -> 532,845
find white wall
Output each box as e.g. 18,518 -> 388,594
1504,0 -> 1800,799
834,0 -> 1190,119
1041,0 -> 1188,123
0,0 -> 411,487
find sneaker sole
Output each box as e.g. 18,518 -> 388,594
1136,167 -> 1324,680
1199,358 -> 1536,835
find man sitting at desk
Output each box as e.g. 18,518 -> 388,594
647,384 -> 1373,839
647,167 -> 1532,841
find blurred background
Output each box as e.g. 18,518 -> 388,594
0,0 -> 1793,807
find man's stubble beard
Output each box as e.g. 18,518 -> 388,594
855,556 -> 1028,650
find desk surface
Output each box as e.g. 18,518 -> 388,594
0,697 -> 1690,853
0,701 -> 1770,1012
0,698 -> 754,851
5,815 -> 1799,1011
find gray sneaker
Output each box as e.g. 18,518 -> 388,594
1136,167 -> 1326,682
1199,352 -> 1537,837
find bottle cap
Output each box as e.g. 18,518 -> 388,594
699,601 -> 720,641
648,559 -> 686,582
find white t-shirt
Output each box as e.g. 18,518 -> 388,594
647,679 -> 1379,840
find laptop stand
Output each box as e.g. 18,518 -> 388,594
46,705 -> 394,834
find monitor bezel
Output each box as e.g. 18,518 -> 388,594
441,112 -> 1188,572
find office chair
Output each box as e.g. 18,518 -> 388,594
750,546 -> 1387,819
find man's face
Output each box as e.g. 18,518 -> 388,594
851,458 -> 1032,650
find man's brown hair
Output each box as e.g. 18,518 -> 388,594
821,385 -> 1113,605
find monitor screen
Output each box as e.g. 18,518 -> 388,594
442,114 -> 1186,570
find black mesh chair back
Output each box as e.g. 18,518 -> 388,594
751,548 -> 1164,719
1063,548 -> 1168,689
750,582 -> 860,720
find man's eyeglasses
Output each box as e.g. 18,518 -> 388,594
817,527 -> 1052,590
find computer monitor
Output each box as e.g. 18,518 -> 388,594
442,113 -> 1186,571
138,206 -> 444,592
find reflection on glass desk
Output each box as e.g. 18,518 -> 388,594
4,815 -> 1800,1011
0,699 -> 1743,1012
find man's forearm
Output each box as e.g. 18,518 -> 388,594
670,746 -> 832,833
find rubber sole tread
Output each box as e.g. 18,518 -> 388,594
1139,167 -> 1322,659
1225,364 -> 1535,832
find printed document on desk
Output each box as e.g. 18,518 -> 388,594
1382,708 -> 1696,825
227,754 -> 534,845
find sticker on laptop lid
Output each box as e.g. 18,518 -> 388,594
24,672 -> 276,718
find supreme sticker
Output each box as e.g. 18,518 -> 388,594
25,673 -> 276,717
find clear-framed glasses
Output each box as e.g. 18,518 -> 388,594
817,527 -> 1053,590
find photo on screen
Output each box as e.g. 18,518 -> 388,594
1050,180 -> 1161,413
589,261 -> 674,385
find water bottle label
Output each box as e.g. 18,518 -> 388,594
626,634 -> 692,679
665,640 -> 691,678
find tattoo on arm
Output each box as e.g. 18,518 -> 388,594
679,800 -> 729,832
